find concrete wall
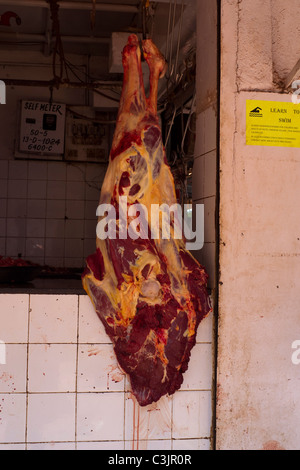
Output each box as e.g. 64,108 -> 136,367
217,0 -> 300,450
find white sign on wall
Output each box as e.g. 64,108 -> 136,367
19,100 -> 66,156
64,107 -> 113,162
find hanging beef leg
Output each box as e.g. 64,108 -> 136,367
82,34 -> 211,407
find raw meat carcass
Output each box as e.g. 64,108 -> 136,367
82,34 -> 211,406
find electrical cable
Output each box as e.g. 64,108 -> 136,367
47,0 -> 68,87
66,107 -> 116,124
180,91 -> 196,157
55,49 -> 121,103
174,0 -> 184,85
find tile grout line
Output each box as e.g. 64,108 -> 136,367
74,294 -> 80,450
24,294 -> 31,450
171,394 -> 174,450
123,378 -> 126,449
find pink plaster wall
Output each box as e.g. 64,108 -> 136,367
217,0 -> 300,450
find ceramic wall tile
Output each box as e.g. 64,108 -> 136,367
66,163 -> 85,182
6,218 -> 26,237
7,180 -> 27,199
7,198 -> 26,218
203,106 -> 217,155
83,238 -> 96,258
125,439 -> 172,450
27,180 -> 47,199
172,391 -> 212,439
47,162 -> 66,181
28,161 -> 47,180
29,295 -> 78,343
26,218 -> 45,238
64,238 -> 83,258
172,438 -> 211,450
27,393 -> 76,443
45,218 -> 65,238
44,257 -> 65,268
0,219 -> 5,237
196,308 -> 213,343
46,199 -> 65,219
9,161 -> 28,180
125,394 -> 172,442
77,441 -> 124,450
47,180 -> 66,200
84,200 -> 97,220
65,219 -> 84,239
5,237 -> 26,258
77,343 -> 125,392
64,258 -> 83,268
78,295 -> 111,344
45,237 -> 65,258
85,184 -> 100,202
0,294 -> 29,343
0,344 -> 27,393
194,111 -> 205,158
181,343 -> 213,391
66,181 -> 85,201
192,156 -> 205,202
0,394 -> 27,443
0,443 -> 26,450
25,237 -> 45,258
0,199 -> 6,219
28,344 -> 77,393
27,199 -> 46,219
0,181 -> 7,199
203,150 -> 217,198
66,199 -> 85,220
84,219 -> 97,238
76,392 -> 124,441
27,442 -> 76,450
0,161 -> 8,180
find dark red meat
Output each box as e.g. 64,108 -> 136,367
82,34 -> 211,406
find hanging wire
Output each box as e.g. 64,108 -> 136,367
180,91 -> 196,157
173,0 -> 184,84
142,0 -> 150,40
164,0 -> 173,66
47,0 -> 69,88
165,103 -> 177,147
54,47 -> 122,103
159,0 -> 186,109
166,0 -> 177,80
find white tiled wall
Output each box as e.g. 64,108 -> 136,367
192,0 -> 218,292
0,55 -> 110,269
192,108 -> 217,291
0,159 -> 105,269
0,293 -> 214,450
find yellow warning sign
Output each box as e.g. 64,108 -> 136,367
246,100 -> 300,147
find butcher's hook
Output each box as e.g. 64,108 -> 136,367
142,0 -> 150,40
0,11 -> 21,26
139,0 -> 150,61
